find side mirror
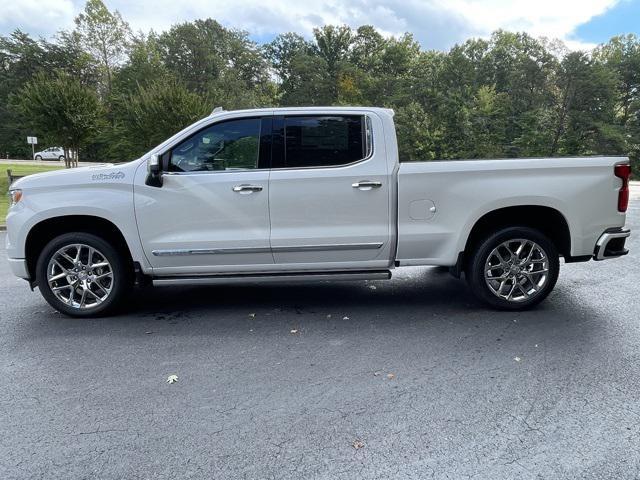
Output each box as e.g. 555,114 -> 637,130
146,154 -> 163,187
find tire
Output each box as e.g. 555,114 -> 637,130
466,227 -> 559,310
35,155 -> 42,161
58,155 -> 65,161
36,232 -> 132,317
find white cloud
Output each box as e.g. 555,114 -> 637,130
0,0 -> 75,37
0,0 -> 621,50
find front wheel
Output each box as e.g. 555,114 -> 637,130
466,227 -> 559,310
36,233 -> 131,317
35,155 -> 42,161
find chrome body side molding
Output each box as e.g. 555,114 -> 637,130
152,242 -> 384,257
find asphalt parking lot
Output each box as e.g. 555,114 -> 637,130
1,187 -> 639,480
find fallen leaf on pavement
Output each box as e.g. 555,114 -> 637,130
514,356 -> 522,362
373,371 -> 381,376
343,316 -> 350,320
290,329 -> 298,334
369,285 -> 377,290
166,374 -> 178,384
386,373 -> 395,379
352,440 -> 365,449
248,313 -> 256,319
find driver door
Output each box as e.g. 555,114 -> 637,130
135,115 -> 274,276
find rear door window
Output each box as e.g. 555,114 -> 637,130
279,115 -> 368,168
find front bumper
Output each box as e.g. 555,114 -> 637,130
7,258 -> 29,279
593,227 -> 631,261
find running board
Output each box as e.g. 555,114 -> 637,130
152,270 -> 391,287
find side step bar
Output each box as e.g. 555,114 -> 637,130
152,270 -> 392,287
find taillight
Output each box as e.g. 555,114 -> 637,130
614,163 -> 631,213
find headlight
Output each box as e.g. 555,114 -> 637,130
8,189 -> 22,207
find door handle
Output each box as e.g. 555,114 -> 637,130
352,181 -> 382,190
233,184 -> 263,193
232,184 -> 263,193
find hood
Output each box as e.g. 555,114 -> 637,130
10,160 -> 141,190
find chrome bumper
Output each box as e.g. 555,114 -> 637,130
594,228 -> 631,261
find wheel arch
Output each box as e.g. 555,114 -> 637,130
453,205 -> 572,276
25,215 -> 134,284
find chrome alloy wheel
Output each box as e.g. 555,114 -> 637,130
46,243 -> 114,309
484,239 -> 549,302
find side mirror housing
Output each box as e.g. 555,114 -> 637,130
146,154 -> 163,187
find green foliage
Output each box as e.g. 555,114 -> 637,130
156,18 -> 273,107
108,78 -> 212,160
74,0 -> 131,95
16,71 -> 103,159
0,0 -> 638,171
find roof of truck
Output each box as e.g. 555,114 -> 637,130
208,106 -> 395,117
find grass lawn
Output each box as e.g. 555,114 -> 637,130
1,163 -> 65,222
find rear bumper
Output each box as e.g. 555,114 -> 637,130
593,228 -> 630,261
7,258 -> 30,280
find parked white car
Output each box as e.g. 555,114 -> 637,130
5,107 -> 632,317
33,147 -> 65,161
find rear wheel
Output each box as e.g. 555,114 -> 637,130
35,155 -> 42,161
466,227 -> 559,310
58,155 -> 65,161
36,233 -> 131,317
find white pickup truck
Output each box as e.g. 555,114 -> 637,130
6,107 -> 632,317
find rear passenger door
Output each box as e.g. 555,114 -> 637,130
268,112 -> 392,269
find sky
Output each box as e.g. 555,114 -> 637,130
0,0 -> 638,50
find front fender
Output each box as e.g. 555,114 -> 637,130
6,163 -> 148,271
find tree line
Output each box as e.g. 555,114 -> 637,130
1,0 -> 638,172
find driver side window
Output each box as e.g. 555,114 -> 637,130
168,118 -> 261,172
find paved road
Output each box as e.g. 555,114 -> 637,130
1,189 -> 639,480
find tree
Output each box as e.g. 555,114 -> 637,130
0,30 -> 100,158
312,25 -> 353,102
74,0 -> 131,95
395,102 -> 443,161
16,71 -> 103,164
264,33 -> 312,81
157,18 -> 273,105
594,35 -> 640,174
468,85 -> 509,158
109,78 -> 211,158
551,52 -> 623,156
279,53 -> 333,106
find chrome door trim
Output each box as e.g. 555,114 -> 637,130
151,242 -> 383,257
271,242 -> 383,253
152,247 -> 272,256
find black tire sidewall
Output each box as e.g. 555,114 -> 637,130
467,226 -> 560,310
36,232 -> 130,317
35,155 -> 42,161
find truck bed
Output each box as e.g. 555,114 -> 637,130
396,156 -> 627,266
